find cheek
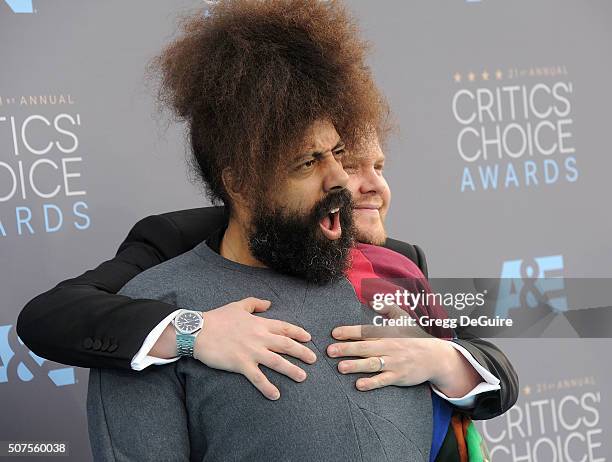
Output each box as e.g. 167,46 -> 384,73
380,183 -> 391,218
346,176 -> 359,198
284,178 -> 321,211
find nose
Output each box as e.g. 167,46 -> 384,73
359,167 -> 385,194
322,153 -> 349,193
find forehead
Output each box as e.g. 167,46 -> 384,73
298,119 -> 341,153
352,137 -> 385,164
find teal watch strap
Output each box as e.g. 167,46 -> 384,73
176,333 -> 196,357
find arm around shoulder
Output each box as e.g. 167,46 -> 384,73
16,214 -> 186,370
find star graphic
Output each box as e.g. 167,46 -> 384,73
468,72 -> 475,82
523,386 -> 531,395
495,69 -> 503,80
481,70 -> 489,81
453,72 -> 462,83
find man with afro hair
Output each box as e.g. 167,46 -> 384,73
86,1 -> 468,461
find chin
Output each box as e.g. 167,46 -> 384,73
355,227 -> 387,245
354,217 -> 386,245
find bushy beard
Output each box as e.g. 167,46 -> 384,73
249,189 -> 355,285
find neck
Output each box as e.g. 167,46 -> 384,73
220,217 -> 267,267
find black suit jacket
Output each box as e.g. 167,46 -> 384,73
16,206 -> 518,420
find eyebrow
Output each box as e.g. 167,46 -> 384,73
295,140 -> 345,163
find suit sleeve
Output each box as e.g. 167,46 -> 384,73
450,334 -> 519,420
16,214 -> 188,370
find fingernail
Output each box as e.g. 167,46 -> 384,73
271,391 -> 280,400
328,346 -> 337,356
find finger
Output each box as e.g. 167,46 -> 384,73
332,324 -> 388,340
369,301 -> 406,320
242,365 -> 280,400
264,319 -> 311,343
337,356 -> 387,374
268,334 -> 317,364
238,297 -> 272,313
259,351 -> 308,383
334,321 -> 433,340
356,372 -> 395,391
331,325 -> 364,340
327,340 -> 384,358
333,323 -> 417,341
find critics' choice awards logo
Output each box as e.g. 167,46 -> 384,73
480,378 -> 605,462
496,255 -> 567,318
0,95 -> 91,237
0,325 -> 76,386
451,66 -> 578,193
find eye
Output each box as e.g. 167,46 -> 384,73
342,163 -> 358,174
299,159 -> 316,170
333,148 -> 346,158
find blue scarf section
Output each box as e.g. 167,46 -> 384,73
430,393 -> 454,462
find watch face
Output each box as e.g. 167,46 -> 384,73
175,311 -> 203,334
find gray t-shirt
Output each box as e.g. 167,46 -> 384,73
87,239 -> 433,462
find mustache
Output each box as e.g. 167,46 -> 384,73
312,189 -> 353,220
354,194 -> 384,209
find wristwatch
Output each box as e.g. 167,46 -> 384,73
172,309 -> 204,358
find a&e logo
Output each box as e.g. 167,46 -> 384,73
0,324 -> 75,386
3,0 -> 34,13
496,255 -> 567,318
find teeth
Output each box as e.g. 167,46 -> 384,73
330,208 -> 340,214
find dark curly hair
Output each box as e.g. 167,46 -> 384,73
146,0 -> 389,208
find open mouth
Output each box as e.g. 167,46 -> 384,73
319,207 -> 342,240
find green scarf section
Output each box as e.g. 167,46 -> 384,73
435,415 -> 491,462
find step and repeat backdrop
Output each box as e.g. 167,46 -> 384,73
2,1 -> 611,460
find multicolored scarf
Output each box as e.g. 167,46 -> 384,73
346,243 -> 485,461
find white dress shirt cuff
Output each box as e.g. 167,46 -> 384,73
130,309 -> 181,371
430,340 -> 501,408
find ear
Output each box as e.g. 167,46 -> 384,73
221,167 -> 247,210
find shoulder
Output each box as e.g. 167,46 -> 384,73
117,245 -> 205,299
159,206 -> 226,227
382,237 -> 418,262
119,206 -> 227,259
160,206 -> 228,249
382,237 -> 428,279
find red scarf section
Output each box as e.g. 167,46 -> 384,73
346,243 -> 453,340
